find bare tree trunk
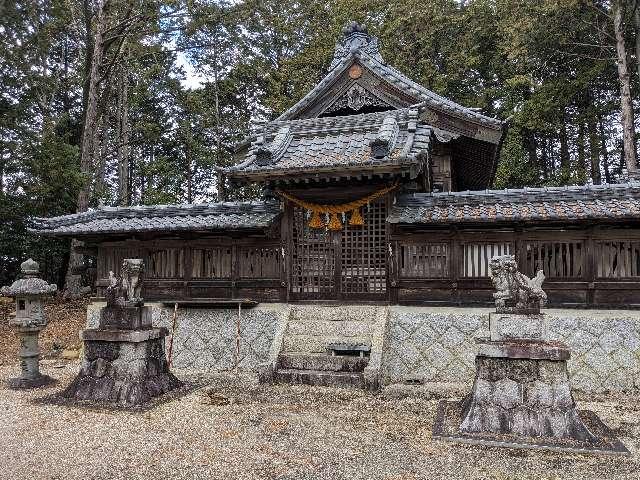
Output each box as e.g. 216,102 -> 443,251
634,0 -> 640,82
117,60 -> 130,206
588,112 -> 602,185
599,115 -> 612,183
64,0 -> 108,296
77,0 -> 106,213
559,117 -> 571,183
577,121 -> 587,183
185,127 -> 193,204
94,114 -> 110,197
541,137 -> 549,181
213,37 -> 227,201
613,0 -> 638,178
0,150 -> 4,194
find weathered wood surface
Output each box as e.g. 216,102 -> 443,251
93,222 -> 640,307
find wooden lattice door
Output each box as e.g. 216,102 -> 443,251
340,197 -> 387,299
289,197 -> 388,300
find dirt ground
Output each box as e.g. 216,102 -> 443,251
0,297 -> 88,364
0,364 -> 638,480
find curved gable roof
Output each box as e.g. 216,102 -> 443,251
276,22 -> 503,141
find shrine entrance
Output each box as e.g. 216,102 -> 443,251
288,197 -> 388,301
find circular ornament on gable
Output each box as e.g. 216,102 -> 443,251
348,64 -> 363,79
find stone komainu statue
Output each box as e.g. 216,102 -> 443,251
121,258 -> 144,303
106,258 -> 145,307
489,255 -> 547,313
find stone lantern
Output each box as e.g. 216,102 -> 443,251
1,258 -> 57,388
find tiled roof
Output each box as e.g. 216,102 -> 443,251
227,108 -> 445,177
277,42 -> 502,130
30,201 -> 281,236
388,183 -> 640,225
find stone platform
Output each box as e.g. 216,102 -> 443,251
433,401 -> 630,455
62,327 -> 182,407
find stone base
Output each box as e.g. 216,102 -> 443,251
460,353 -> 595,440
432,342 -> 629,455
476,338 -> 570,361
99,305 -> 152,330
7,374 -> 57,390
62,328 -> 182,407
433,401 -> 629,456
489,312 -> 548,341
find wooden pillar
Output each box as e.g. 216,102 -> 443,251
231,244 -> 238,299
280,203 -> 289,302
451,229 -> 460,306
585,228 -> 596,307
284,201 -> 293,303
183,243 -> 192,299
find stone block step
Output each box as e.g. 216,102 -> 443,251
275,369 -> 365,389
282,335 -> 372,354
290,305 -> 382,324
278,353 -> 368,373
286,320 -> 373,337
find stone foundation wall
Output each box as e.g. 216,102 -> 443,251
87,303 -> 288,371
383,307 -> 640,393
86,303 -> 640,392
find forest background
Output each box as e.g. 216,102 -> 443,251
2,0 -> 640,292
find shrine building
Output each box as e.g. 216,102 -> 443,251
32,23 -> 640,309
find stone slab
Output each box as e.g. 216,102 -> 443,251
433,400 -> 630,456
81,327 -> 168,343
6,374 -> 57,390
277,353 -> 368,372
489,312 -> 548,341
476,338 -> 571,361
275,368 -> 365,389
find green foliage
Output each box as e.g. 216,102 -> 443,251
2,0 -> 639,286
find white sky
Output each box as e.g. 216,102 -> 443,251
176,52 -> 206,89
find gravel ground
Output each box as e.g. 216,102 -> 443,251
0,363 -> 639,480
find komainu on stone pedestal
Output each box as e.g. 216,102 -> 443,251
62,259 -> 182,408
432,255 -> 629,455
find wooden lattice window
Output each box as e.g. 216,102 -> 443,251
98,247 -> 141,278
460,242 -> 512,278
147,248 -> 185,279
596,240 -> 640,278
238,247 -> 280,279
191,247 -> 232,279
399,243 -> 449,278
523,240 -> 584,278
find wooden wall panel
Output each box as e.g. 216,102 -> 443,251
94,226 -> 640,308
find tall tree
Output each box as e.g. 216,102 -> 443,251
612,0 -> 638,177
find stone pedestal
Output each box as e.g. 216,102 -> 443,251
7,325 -> 56,389
99,305 -> 152,330
459,339 -> 595,440
432,335 -> 629,454
489,312 -> 548,341
62,327 -> 182,407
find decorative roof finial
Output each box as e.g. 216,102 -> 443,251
331,21 -> 384,69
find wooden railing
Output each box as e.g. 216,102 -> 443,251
96,239 -> 284,302
391,229 -> 640,308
